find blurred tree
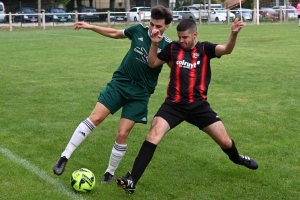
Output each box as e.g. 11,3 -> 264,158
182,0 -> 218,6
54,0 -> 71,4
89,0 -> 93,7
66,0 -> 75,11
243,0 -> 254,9
69,0 -> 83,8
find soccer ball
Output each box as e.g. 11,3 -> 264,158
70,168 -> 96,192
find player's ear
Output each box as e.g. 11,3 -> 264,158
194,31 -> 198,38
165,24 -> 170,30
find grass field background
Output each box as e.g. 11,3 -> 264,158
1,22 -> 300,200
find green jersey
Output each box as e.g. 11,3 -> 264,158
112,24 -> 172,94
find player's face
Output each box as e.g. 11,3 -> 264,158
149,19 -> 169,35
177,30 -> 198,50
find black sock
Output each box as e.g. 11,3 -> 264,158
221,139 -> 240,164
131,140 -> 157,184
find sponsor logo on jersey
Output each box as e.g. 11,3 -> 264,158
176,59 -> 200,69
138,37 -> 143,42
141,117 -> 147,121
134,46 -> 148,64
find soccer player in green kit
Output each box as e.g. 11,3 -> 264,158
53,5 -> 173,183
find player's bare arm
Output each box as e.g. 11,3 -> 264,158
148,29 -> 165,68
215,18 -> 244,57
74,22 -> 126,39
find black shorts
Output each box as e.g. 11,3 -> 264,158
298,15 -> 300,19
155,100 -> 221,130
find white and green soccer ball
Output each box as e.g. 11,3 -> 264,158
70,168 -> 96,192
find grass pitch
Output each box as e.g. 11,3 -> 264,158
1,22 -> 300,200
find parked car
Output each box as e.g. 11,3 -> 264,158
172,11 -> 183,22
272,6 -> 297,19
193,3 -> 224,10
231,8 -> 252,21
45,8 -> 71,22
109,8 -> 127,21
0,1 -> 6,22
259,8 -> 279,20
98,8 -> 127,21
176,6 -> 208,21
98,8 -> 108,21
129,6 -> 151,22
210,8 -> 235,22
13,7 -> 39,23
75,7 -> 99,21
166,8 -> 182,22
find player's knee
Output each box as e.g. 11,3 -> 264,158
219,138 -> 233,149
145,133 -> 156,144
116,130 -> 130,143
89,115 -> 103,126
145,129 -> 164,145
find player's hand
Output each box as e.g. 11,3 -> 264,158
150,28 -> 163,43
74,21 -> 92,30
231,18 -> 244,34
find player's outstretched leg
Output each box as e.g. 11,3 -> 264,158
116,172 -> 136,194
239,155 -> 258,170
221,139 -> 258,170
53,156 -> 68,175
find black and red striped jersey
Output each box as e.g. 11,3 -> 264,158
157,41 -> 218,104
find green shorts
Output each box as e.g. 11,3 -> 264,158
98,79 -> 150,124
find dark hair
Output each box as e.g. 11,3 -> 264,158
177,19 -> 197,33
151,5 -> 173,25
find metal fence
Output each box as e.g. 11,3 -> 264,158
0,11 -> 146,31
0,8 -> 298,31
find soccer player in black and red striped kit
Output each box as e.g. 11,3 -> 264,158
117,18 -> 258,194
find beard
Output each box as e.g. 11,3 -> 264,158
180,41 -> 194,50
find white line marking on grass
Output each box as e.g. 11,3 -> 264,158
0,147 -> 85,200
